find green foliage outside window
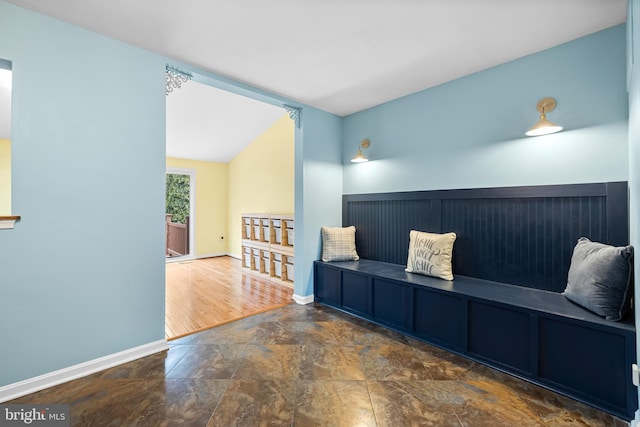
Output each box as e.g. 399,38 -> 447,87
166,173 -> 190,224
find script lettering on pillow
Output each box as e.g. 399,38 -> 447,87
406,230 -> 456,280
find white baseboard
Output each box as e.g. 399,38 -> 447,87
293,294 -> 314,305
196,252 -> 229,259
630,409 -> 639,427
165,255 -> 195,263
166,253 -> 236,263
0,339 -> 168,403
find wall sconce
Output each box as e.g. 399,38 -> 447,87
525,97 -> 563,136
351,139 -> 371,163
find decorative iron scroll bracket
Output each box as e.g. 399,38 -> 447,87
284,105 -> 301,129
166,66 -> 193,95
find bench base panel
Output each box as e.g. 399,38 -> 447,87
314,260 -> 637,421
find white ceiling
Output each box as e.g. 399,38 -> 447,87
2,0 -> 628,160
166,79 -> 286,162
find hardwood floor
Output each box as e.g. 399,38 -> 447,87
165,256 -> 293,339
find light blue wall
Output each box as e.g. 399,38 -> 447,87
0,2 -> 167,386
0,0 -> 344,386
627,0 -> 640,417
294,107 -> 343,298
343,25 -> 628,194
0,0 -> 629,391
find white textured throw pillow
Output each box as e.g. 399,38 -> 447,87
406,230 -> 457,280
321,226 -> 360,262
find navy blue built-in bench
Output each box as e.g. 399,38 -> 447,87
314,182 -> 636,421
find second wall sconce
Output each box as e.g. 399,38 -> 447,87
351,138 -> 371,163
525,97 -> 563,137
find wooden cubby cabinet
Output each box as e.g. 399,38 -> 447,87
241,213 -> 294,288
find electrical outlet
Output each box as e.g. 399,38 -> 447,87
633,364 -> 639,387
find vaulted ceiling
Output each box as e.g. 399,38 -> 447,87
166,80 -> 286,163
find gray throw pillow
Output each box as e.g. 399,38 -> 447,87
563,237 -> 634,321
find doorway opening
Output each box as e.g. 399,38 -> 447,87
164,66 -> 297,339
165,168 -> 195,260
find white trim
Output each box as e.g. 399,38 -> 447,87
165,253 -> 238,263
196,252 -> 229,259
0,339 -> 168,403
0,219 -> 16,229
630,409 -> 639,427
166,167 -> 196,257
165,254 -> 196,263
293,294 -> 314,305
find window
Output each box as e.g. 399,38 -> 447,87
0,58 -> 16,229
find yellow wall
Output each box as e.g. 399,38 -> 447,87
166,157 -> 228,256
0,139 -> 10,215
165,113 -> 294,259
228,114 -> 295,257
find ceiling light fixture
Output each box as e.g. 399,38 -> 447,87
351,139 -> 371,163
526,97 -> 563,137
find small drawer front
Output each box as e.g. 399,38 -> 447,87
285,263 -> 294,280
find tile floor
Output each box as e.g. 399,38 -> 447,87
10,303 -> 628,426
